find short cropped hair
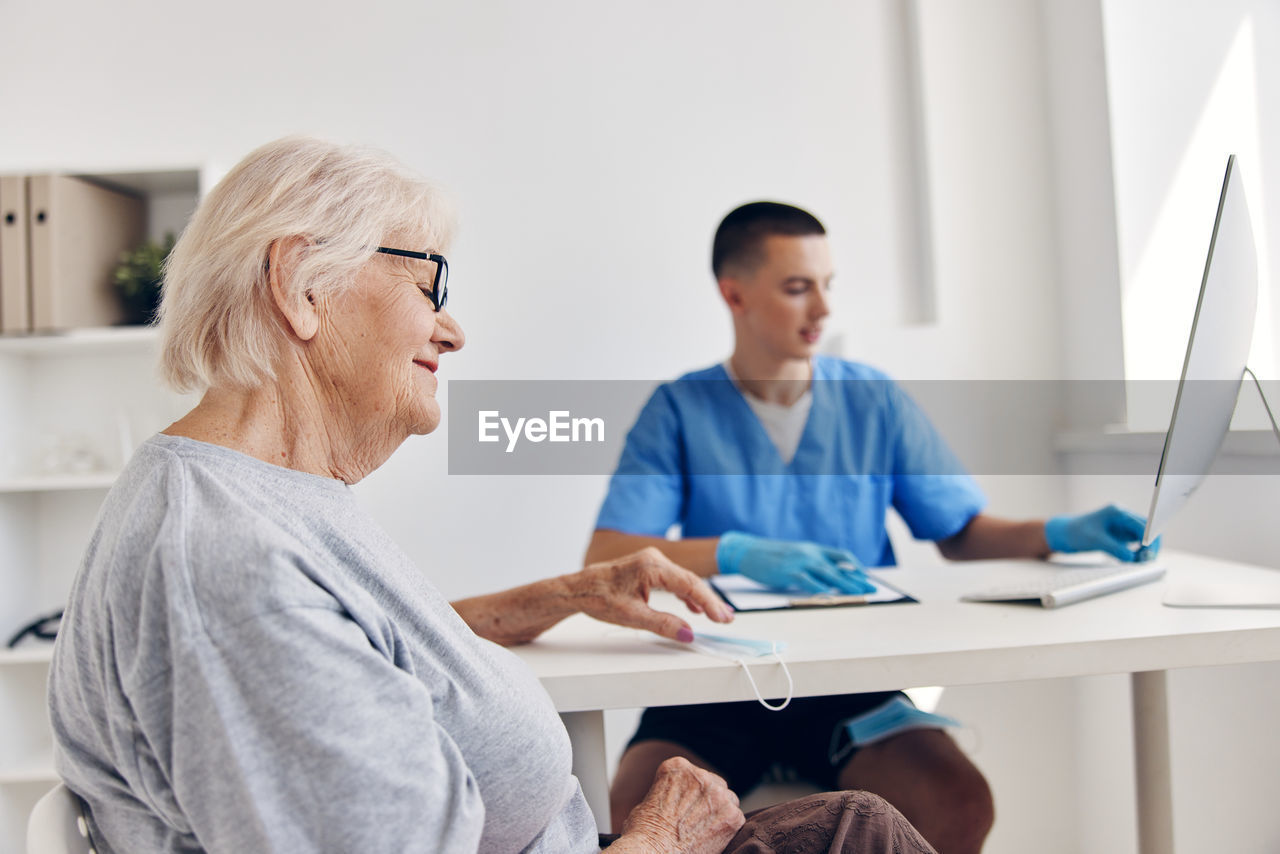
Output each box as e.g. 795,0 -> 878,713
158,136 -> 455,393
711,201 -> 826,279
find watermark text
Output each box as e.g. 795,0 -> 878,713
478,410 -> 606,453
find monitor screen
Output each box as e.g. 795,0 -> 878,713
1143,155 -> 1259,546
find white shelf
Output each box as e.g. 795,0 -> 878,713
0,164 -> 200,853
0,326 -> 158,357
0,473 -> 117,493
0,753 -> 56,786
80,168 -> 199,197
0,648 -> 55,666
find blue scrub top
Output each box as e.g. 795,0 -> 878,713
594,356 -> 986,567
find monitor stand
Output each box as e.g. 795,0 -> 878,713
1164,573 -> 1280,608
1163,368 -> 1280,607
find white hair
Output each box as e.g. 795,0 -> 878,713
158,136 -> 456,392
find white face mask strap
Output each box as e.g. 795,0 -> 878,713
735,641 -> 793,712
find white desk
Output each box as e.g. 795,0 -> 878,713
513,551 -> 1280,854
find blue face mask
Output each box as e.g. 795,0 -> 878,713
830,696 -> 961,765
687,632 -> 793,712
687,632 -> 787,659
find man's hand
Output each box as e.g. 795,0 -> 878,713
568,547 -> 735,643
612,757 -> 745,854
1044,504 -> 1161,562
716,531 -> 876,594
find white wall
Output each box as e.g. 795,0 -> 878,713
1052,3 -> 1280,850
0,1 -> 1153,852
1102,0 -> 1280,424
0,0 -> 948,595
4,0 -> 1070,594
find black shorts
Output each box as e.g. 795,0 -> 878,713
627,691 -> 906,795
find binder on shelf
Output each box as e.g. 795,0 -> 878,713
27,174 -> 145,332
0,176 -> 30,334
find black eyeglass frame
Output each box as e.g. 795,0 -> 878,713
375,247 -> 449,311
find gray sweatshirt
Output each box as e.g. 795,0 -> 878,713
48,434 -> 599,854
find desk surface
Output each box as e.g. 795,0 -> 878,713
512,551 -> 1280,712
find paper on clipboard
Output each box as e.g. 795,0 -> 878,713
711,572 -> 913,612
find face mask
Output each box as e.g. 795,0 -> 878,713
687,632 -> 787,659
687,632 -> 793,711
829,696 -> 961,765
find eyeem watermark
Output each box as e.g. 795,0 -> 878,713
447,379 -> 1280,475
478,410 -> 605,453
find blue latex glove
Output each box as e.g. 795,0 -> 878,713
1044,504 -> 1161,563
716,531 -> 876,594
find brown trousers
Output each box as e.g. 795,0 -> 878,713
601,790 -> 937,853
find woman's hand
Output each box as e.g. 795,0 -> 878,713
614,757 -> 745,854
452,547 -> 732,646
568,547 -> 734,643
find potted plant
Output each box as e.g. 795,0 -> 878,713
112,233 -> 175,326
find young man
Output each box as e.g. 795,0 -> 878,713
585,202 -> 1155,853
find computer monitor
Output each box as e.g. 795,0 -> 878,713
1142,155 -> 1259,547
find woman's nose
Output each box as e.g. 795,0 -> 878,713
434,309 -> 465,352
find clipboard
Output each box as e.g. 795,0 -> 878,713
710,571 -> 917,612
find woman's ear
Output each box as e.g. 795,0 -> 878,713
267,236 -> 320,341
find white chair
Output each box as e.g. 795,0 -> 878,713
26,783 -> 92,854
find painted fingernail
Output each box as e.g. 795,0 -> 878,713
720,606 -> 735,621
677,626 -> 694,643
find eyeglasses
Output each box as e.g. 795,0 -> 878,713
6,609 -> 63,648
375,247 -> 449,311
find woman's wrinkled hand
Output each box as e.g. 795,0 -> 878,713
569,547 -> 734,643
619,757 -> 745,854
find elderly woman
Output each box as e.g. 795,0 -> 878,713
47,137 -> 934,854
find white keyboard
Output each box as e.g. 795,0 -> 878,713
961,564 -> 1166,609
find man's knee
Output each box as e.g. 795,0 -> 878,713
609,743 -> 663,832
837,729 -> 994,852
928,764 -> 994,851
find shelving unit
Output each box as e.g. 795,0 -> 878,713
0,648 -> 56,666
0,325 -> 189,849
0,166 -> 202,851
0,472 -> 121,494
0,325 -> 159,356
0,754 -> 57,787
